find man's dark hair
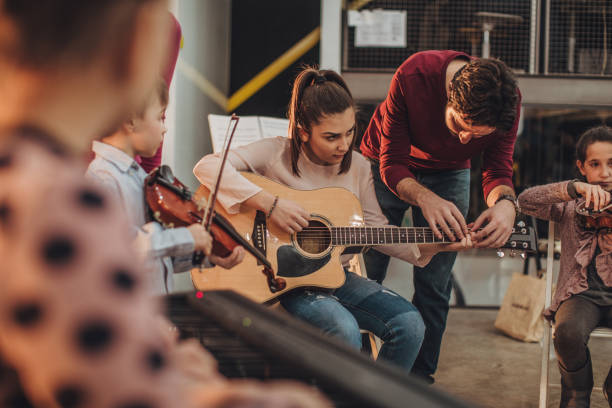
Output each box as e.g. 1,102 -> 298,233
1,0 -> 153,67
447,58 -> 518,132
576,125 -> 612,163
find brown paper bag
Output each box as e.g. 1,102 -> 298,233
494,272 -> 546,342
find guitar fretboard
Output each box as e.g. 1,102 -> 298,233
330,226 -> 450,246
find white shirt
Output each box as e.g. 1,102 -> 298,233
87,141 -> 195,294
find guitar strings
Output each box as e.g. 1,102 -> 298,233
295,227 -> 505,242
296,229 -> 454,241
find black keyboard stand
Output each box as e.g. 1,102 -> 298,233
165,291 -> 475,408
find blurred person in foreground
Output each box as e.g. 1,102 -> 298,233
0,1 -> 329,407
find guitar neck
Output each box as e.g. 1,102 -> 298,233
330,226 -> 452,246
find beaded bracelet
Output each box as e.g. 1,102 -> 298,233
267,195 -> 279,219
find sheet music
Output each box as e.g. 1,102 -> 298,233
259,116 -> 290,139
208,114 -> 262,153
208,114 -> 289,153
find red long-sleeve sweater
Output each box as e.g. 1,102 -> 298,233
360,50 -> 521,200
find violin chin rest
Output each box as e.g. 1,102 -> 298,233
159,165 -> 175,183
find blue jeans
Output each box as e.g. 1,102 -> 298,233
363,163 -> 470,378
280,270 -> 425,372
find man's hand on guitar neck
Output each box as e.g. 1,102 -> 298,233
419,232 -> 475,258
471,186 -> 517,248
245,191 -> 310,234
396,177 -> 468,241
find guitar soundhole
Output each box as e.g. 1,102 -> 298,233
296,220 -> 331,255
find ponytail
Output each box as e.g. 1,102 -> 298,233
288,66 -> 355,176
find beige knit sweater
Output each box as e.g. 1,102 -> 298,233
193,136 -> 432,268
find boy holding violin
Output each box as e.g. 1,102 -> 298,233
518,126 -> 612,408
87,80 -> 244,294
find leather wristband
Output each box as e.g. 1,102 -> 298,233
494,194 -> 518,213
567,179 -> 580,199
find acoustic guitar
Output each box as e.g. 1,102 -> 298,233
191,172 -> 536,304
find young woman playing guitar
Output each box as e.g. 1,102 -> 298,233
194,67 -> 472,373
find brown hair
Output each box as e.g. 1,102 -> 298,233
158,79 -> 169,107
447,58 -> 518,132
1,0 -> 155,67
135,78 -> 168,118
288,67 -> 356,176
576,125 -> 612,163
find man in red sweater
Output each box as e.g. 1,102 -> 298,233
360,50 -> 521,383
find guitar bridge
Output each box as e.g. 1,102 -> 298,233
252,210 -> 267,264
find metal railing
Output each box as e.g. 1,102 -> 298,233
342,0 -> 612,77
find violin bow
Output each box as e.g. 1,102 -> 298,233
199,114 -> 286,293
202,113 -> 240,231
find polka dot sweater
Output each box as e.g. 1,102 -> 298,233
0,135 -> 187,407
0,133 -> 331,408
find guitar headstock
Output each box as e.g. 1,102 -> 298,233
498,221 -> 537,258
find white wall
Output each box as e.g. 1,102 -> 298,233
168,0 -> 231,291
319,0 -> 342,72
165,0 -> 231,190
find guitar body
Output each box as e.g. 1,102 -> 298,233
190,172 -> 538,303
191,172 -> 365,304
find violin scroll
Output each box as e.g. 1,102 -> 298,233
262,266 -> 286,293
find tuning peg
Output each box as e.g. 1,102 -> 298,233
509,250 -> 517,257
517,220 -> 525,228
496,250 -> 505,258
520,252 -> 527,259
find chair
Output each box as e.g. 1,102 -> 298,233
538,222 -> 612,408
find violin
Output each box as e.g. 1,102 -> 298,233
575,200 -> 612,229
145,165 -> 286,293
